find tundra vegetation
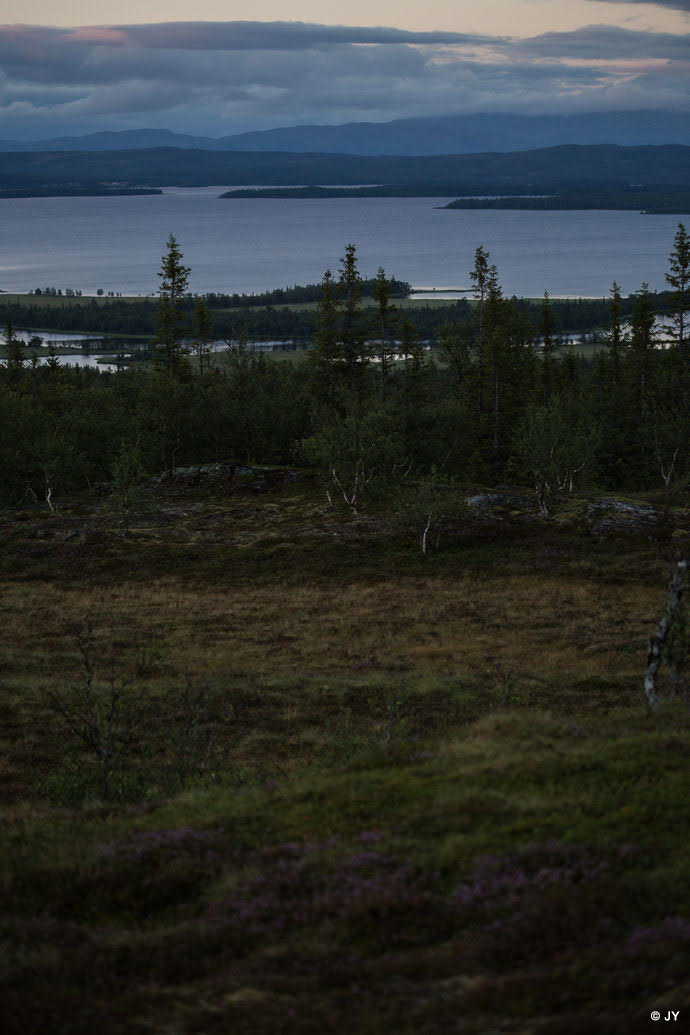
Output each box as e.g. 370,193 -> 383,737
1,228 -> 689,1033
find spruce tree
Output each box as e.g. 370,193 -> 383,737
373,266 -> 396,387
606,281 -> 625,391
156,234 -> 191,379
309,268 -> 341,400
540,291 -> 556,402
3,319 -> 25,377
192,298 -> 214,379
470,245 -> 490,414
631,282 -> 656,412
485,265 -> 504,454
628,283 -> 657,478
338,243 -> 368,376
666,222 -> 689,354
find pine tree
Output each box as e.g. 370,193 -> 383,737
156,234 -> 191,378
666,222 -> 689,353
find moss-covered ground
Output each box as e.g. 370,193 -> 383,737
1,473 -> 689,1033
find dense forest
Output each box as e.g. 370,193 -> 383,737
1,225 -> 689,512
0,283 -> 667,344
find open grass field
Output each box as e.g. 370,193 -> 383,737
1,472 -> 689,1033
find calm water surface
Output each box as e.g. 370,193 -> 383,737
0,187 -> 681,297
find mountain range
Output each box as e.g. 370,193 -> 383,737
1,110 -> 688,155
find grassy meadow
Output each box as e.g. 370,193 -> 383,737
1,471 -> 689,1033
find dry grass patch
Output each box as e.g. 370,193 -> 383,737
0,572 -> 658,687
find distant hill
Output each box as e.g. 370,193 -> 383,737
1,110 -> 688,155
1,145 -> 689,195
0,129 -> 216,153
216,111 -> 690,156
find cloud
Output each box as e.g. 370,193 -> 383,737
0,19 -> 687,140
585,0 -> 690,10
518,24 -> 690,59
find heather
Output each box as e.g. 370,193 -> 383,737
1,466 -> 689,1033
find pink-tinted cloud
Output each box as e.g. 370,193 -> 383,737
61,27 -> 129,45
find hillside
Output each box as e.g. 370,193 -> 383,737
1,144 -> 689,196
1,471 -> 689,1033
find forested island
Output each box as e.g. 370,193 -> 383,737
221,184 -> 690,213
2,226 -> 690,1035
443,188 -> 690,214
219,185 -> 547,199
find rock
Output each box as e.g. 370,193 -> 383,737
587,498 -> 661,535
464,492 -> 534,513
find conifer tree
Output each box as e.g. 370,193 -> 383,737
540,291 -> 556,402
156,234 -> 191,379
666,222 -> 689,353
373,266 -> 396,387
627,282 -> 657,478
606,281 -> 625,391
3,319 -> 25,377
309,268 -> 341,400
399,315 -> 417,374
485,265 -> 505,454
338,243 -> 368,376
630,282 -> 656,413
470,245 -> 490,413
192,298 -> 214,378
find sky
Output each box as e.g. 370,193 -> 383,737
0,0 -> 688,139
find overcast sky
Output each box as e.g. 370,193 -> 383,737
1,0 -> 688,139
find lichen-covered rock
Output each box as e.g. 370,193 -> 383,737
587,499 -> 661,535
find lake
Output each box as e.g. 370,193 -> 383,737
0,187 -> 682,298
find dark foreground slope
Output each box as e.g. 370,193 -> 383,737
1,472 -> 689,1034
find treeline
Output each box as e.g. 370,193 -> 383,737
1,227 -> 688,512
0,358 -> 313,507
220,185 -> 549,199
204,276 -> 411,307
0,289 -> 670,344
0,184 -> 161,198
2,144 -> 689,190
443,190 -> 690,214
